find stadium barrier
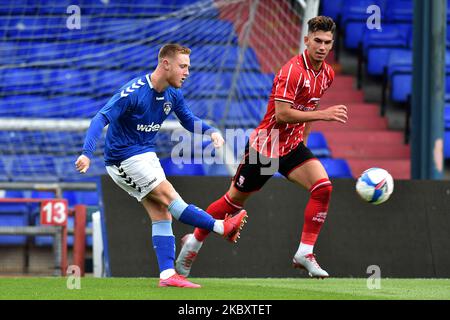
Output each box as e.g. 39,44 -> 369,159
0,182 -> 94,276
0,199 -> 88,276
0,223 -> 66,276
102,175 -> 450,278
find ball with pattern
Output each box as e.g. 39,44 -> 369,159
355,168 -> 394,205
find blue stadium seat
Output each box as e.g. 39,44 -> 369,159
445,104 -> 450,130
47,69 -> 90,95
0,95 -> 101,119
307,132 -> 331,158
35,215 -> 75,247
388,51 -> 450,103
114,45 -> 159,69
49,96 -> 102,118
183,72 -> 232,97
0,159 -> 8,182
0,133 -> 34,155
0,213 -> 28,245
0,42 -> 21,65
190,45 -> 260,71
181,19 -> 238,44
445,131 -> 450,159
320,0 -> 344,20
160,158 -> 205,176
62,190 -> 99,207
222,100 -> 266,128
23,42 -> 74,64
89,70 -> 135,96
0,190 -> 30,245
56,156 -> 106,181
10,155 -> 59,182
387,49 -> 413,103
0,68 -> 45,93
185,99 -> 226,120
4,16 -> 49,38
385,0 -> 413,23
363,24 -> 411,76
319,158 -> 352,178
341,0 -> 387,49
236,72 -> 273,98
0,95 -> 55,118
68,43 -> 117,68
0,0 -> 35,14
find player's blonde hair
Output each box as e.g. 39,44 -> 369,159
158,43 -> 191,63
307,16 -> 336,34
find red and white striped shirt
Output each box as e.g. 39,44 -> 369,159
249,50 -> 335,158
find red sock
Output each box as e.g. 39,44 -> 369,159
301,179 -> 332,246
193,192 -> 243,241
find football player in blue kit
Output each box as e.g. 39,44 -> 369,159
75,44 -> 247,288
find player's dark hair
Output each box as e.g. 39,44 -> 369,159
307,16 -> 336,34
158,43 -> 191,62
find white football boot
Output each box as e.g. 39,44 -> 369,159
293,253 -> 329,279
175,234 -> 202,277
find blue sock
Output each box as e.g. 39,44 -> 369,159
151,220 -> 175,273
168,198 -> 216,231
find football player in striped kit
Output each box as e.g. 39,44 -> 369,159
176,16 -> 347,279
76,44 -> 247,288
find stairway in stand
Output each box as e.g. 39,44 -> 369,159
314,62 -> 411,179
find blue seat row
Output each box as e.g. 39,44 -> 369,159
1,42 -> 261,71
0,188 -> 99,246
0,69 -> 272,98
0,0 -> 215,16
160,156 -> 352,178
0,130 -> 104,156
385,50 -> 450,103
1,15 -> 234,44
0,155 -> 106,182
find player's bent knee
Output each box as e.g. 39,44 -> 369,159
310,179 -> 333,202
228,187 -> 250,205
149,181 -> 180,207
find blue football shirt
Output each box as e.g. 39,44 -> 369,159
82,74 -> 215,166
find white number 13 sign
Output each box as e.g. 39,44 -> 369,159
40,200 -> 68,226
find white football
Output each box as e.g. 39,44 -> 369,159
355,168 -> 394,205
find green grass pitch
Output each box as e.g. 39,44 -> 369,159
0,277 -> 449,300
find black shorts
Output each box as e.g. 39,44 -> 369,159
232,142 -> 317,193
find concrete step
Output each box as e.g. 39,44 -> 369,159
319,130 -> 405,145
313,117 -> 388,131
321,91 -> 365,104
347,159 -> 411,179
330,144 -> 410,159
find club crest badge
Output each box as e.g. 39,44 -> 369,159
163,102 -> 172,115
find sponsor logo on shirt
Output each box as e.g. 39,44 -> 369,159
137,122 -> 161,132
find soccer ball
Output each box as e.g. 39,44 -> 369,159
355,168 -> 394,205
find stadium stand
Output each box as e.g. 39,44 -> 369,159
5,0 -> 428,254
0,0 -> 355,184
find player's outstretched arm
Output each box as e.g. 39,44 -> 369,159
275,100 -> 347,124
75,113 -> 109,174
